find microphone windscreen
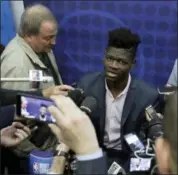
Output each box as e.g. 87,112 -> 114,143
80,96 -> 97,116
67,88 -> 85,106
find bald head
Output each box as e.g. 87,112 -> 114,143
18,4 -> 57,37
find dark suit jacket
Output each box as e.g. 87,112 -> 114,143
76,155 -> 107,174
77,72 -> 164,156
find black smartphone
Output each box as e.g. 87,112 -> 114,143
124,133 -> 144,152
145,105 -> 158,120
16,93 -> 56,123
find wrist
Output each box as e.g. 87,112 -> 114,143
76,144 -> 100,156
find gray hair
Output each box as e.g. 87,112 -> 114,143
18,4 -> 57,37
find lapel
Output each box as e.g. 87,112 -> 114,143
47,51 -> 63,84
16,35 -> 46,69
90,72 -> 106,140
121,78 -> 137,127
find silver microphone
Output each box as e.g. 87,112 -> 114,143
0,70 -> 53,83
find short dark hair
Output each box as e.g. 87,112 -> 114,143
107,28 -> 141,58
40,104 -> 47,108
163,91 -> 177,171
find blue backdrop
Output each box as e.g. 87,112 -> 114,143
20,1 -> 178,86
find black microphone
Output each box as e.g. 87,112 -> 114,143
145,105 -> 164,141
80,96 -> 97,116
67,88 -> 85,107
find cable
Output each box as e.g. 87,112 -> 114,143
134,139 -> 155,159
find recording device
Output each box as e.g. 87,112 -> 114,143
129,105 -> 164,173
145,105 -> 164,140
80,96 -> 97,116
16,88 -> 85,123
145,105 -> 159,120
68,88 -> 85,107
124,133 -> 145,152
16,94 -> 57,123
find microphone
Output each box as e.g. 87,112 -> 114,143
67,88 -> 85,107
145,105 -> 164,141
0,70 -> 53,83
80,96 -> 97,116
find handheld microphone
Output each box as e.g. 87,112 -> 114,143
67,88 -> 85,107
0,70 -> 53,83
80,96 -> 97,116
145,105 -> 164,140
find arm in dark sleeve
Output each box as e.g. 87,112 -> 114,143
76,155 -> 107,175
0,88 -> 43,106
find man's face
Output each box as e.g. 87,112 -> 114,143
40,106 -> 47,115
104,47 -> 134,82
30,21 -> 58,53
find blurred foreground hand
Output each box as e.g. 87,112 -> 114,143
48,95 -> 100,155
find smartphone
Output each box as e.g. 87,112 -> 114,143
124,133 -> 144,152
145,105 -> 158,120
16,93 -> 56,123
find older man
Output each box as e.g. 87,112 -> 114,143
1,4 -> 62,90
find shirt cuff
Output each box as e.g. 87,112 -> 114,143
76,149 -> 103,161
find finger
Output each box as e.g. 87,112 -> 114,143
48,124 -> 63,142
58,85 -> 74,91
51,95 -> 78,115
56,91 -> 68,96
17,129 -> 29,138
48,106 -> 66,128
12,122 -> 25,129
157,113 -> 163,119
15,129 -> 28,141
22,126 -> 31,135
145,112 -> 151,121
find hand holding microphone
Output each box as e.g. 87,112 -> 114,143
48,95 -> 100,156
145,105 -> 164,141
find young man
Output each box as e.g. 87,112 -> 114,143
76,28 -> 164,169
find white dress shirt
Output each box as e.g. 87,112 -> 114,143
104,74 -> 131,150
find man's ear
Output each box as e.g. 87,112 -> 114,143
155,137 -> 171,174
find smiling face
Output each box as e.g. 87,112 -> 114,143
104,47 -> 135,83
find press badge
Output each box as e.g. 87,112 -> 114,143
130,158 -> 151,172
